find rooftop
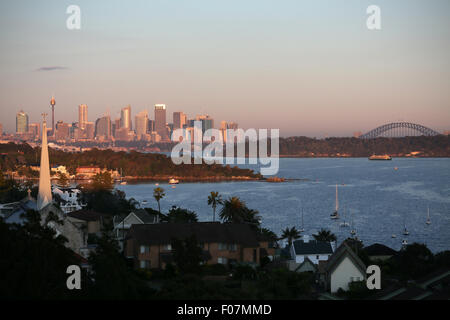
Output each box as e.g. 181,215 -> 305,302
128,222 -> 260,247
292,239 -> 333,255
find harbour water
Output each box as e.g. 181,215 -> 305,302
117,158 -> 450,253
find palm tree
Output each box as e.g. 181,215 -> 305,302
153,187 -> 165,217
207,191 -> 223,222
281,227 -> 301,247
313,228 -> 337,242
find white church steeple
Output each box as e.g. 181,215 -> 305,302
37,112 -> 52,210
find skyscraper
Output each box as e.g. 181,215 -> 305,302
135,110 -> 149,140
55,121 -> 70,141
37,113 -> 52,210
79,104 -> 88,129
16,110 -> 29,134
120,105 -> 132,130
196,114 -> 214,133
154,104 -> 167,141
173,112 -> 187,130
95,116 -> 111,140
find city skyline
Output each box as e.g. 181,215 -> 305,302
1,1 -> 450,136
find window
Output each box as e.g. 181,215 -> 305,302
139,260 -> 150,269
162,244 -> 172,251
218,243 -> 237,251
140,245 -> 149,254
316,255 -> 320,260
218,257 -> 228,264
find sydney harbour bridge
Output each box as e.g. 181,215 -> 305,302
359,122 -> 441,139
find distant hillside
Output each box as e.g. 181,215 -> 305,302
277,135 -> 450,157
0,143 -> 262,180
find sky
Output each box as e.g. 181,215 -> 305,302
0,0 -> 449,137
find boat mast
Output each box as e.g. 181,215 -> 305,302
335,184 -> 339,213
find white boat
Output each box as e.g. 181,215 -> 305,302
169,178 -> 179,184
402,215 -> 409,235
391,234 -> 397,238
426,207 -> 431,225
402,227 -> 409,236
330,184 -> 339,219
155,183 -> 159,186
402,239 -> 408,246
120,181 -> 127,185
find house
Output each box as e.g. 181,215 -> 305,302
52,186 -> 85,213
321,243 -> 367,293
125,222 -> 271,270
67,209 -> 107,258
113,209 -> 158,251
113,209 -> 158,239
363,243 -> 397,261
290,236 -> 334,265
369,269 -> 450,300
286,257 -> 317,273
75,166 -> 101,179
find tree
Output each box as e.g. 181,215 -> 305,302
219,196 -> 261,227
0,175 -> 27,203
281,227 -> 301,247
91,171 -> 114,191
393,243 -> 435,280
87,229 -> 152,299
260,228 -> 278,243
0,210 -> 83,299
162,206 -> 198,223
153,187 -> 165,214
171,235 -> 204,274
207,191 -> 223,222
313,228 -> 337,242
56,171 -> 70,188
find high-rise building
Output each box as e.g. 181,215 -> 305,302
85,122 -> 95,140
55,121 -> 71,141
79,104 -> 88,129
135,110 -> 149,140
28,123 -> 41,140
196,114 -> 214,133
121,105 -> 132,130
154,104 -> 168,141
173,112 -> 187,130
148,119 -> 155,133
95,116 -> 111,140
16,110 -> 29,134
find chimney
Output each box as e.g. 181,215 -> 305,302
303,235 -> 310,243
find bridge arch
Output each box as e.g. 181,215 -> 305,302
360,122 -> 440,139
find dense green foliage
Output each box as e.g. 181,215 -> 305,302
0,142 -> 261,178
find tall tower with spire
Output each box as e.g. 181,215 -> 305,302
37,113 -> 52,210
50,96 -> 55,136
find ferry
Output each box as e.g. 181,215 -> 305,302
369,154 -> 392,160
169,178 -> 179,184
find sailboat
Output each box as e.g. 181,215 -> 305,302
340,206 -> 350,227
330,184 -> 339,219
426,207 -> 431,225
350,210 -> 356,236
119,168 -> 127,185
299,208 -> 305,233
402,220 -> 409,236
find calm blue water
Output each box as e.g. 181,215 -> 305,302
117,158 -> 450,253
